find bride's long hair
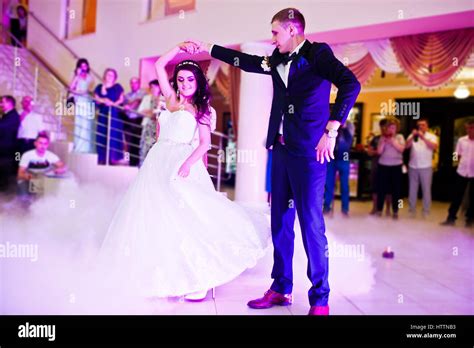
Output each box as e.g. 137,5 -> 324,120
172,60 -> 211,126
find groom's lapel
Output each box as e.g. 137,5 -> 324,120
270,49 -> 286,89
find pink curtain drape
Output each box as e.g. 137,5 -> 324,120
391,28 -> 474,89
347,53 -> 378,86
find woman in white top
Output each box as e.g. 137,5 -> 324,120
376,117 -> 406,219
69,58 -> 95,153
137,79 -> 165,166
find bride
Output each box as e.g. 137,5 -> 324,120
98,42 -> 270,301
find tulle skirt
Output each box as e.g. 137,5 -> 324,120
97,139 -> 271,297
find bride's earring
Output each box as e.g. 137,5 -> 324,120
176,90 -> 180,98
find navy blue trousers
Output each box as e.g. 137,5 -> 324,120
270,142 -> 330,306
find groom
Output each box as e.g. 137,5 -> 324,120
189,8 -> 360,315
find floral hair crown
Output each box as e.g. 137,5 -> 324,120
176,60 -> 201,69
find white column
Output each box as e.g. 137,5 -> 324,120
234,42 -> 274,206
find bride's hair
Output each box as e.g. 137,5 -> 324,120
172,60 -> 211,126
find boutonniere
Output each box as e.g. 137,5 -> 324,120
296,56 -> 309,69
261,56 -> 271,72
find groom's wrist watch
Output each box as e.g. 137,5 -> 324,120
325,128 -> 338,138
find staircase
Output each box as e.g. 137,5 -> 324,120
0,43 -> 67,142
0,39 -> 138,189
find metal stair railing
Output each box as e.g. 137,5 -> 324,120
0,29 -> 69,138
63,90 -> 233,191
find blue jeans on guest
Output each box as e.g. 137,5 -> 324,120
324,159 -> 350,213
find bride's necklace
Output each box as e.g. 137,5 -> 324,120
177,100 -> 193,112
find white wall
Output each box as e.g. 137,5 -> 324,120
28,0 -> 474,87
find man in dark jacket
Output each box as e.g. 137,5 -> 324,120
0,95 -> 21,192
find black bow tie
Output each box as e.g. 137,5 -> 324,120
281,52 -> 297,65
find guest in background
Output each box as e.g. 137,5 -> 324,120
137,79 -> 165,165
376,117 -> 405,219
16,5 -> 27,45
69,58 -> 95,153
6,0 -> 20,46
368,118 -> 391,215
17,131 -> 66,203
17,95 -> 46,155
94,68 -> 125,165
406,118 -> 438,217
323,121 -> 355,216
441,120 -> 474,227
122,77 -> 146,166
191,106 -> 216,167
0,95 -> 20,193
224,120 -> 237,176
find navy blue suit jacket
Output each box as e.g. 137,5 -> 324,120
211,40 -> 361,157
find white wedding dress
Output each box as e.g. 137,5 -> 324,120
97,109 -> 270,298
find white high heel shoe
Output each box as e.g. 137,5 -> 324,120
184,289 -> 208,301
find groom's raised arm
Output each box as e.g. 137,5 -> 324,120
211,45 -> 270,74
196,42 -> 272,75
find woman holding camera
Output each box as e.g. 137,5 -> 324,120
376,117 -> 406,219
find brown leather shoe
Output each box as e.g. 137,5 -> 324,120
308,305 -> 329,315
247,289 -> 292,309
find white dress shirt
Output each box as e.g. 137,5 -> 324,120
277,40 -> 306,136
407,131 -> 438,169
17,111 -> 46,140
455,135 -> 474,178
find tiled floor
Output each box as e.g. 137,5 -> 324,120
149,200 -> 473,315
1,197 -> 473,315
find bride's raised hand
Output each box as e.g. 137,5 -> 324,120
185,39 -> 209,53
179,42 -> 198,54
155,44 -> 188,100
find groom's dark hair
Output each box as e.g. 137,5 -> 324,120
271,8 -> 305,33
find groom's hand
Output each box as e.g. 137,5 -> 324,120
316,133 -> 336,164
185,40 -> 211,53
179,42 -> 199,54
